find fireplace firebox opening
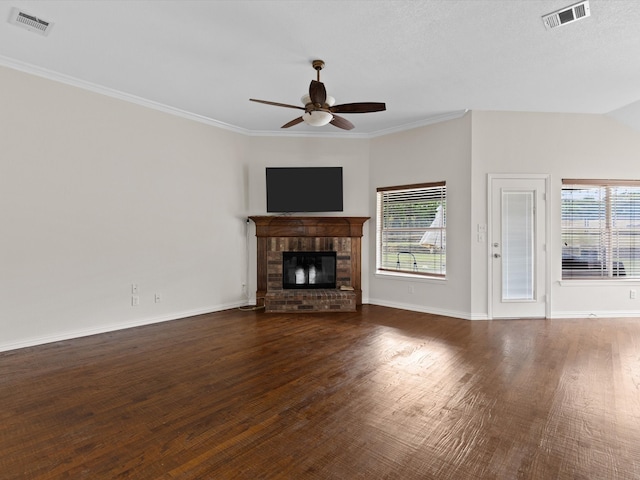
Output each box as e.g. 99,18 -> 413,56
282,251 -> 337,289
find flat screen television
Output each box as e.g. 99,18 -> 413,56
266,167 -> 343,213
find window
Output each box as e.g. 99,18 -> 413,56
562,179 -> 640,279
377,182 -> 446,277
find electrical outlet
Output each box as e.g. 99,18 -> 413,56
408,285 -> 415,294
131,283 -> 138,294
155,293 -> 162,303
132,295 -> 140,306
630,289 -> 636,299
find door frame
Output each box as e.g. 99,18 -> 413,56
487,173 -> 551,319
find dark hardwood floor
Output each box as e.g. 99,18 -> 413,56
1,305 -> 639,479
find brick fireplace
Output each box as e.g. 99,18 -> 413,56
249,216 -> 369,312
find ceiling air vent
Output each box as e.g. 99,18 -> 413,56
542,1 -> 590,30
8,7 -> 53,36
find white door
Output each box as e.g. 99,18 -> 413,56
489,176 -> 548,319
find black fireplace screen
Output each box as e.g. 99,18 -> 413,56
282,251 -> 337,289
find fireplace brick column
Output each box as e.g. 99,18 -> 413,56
249,216 -> 369,310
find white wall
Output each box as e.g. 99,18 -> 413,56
470,111 -> 640,318
4,67 -> 639,352
244,136 -> 371,302
368,114 -> 473,318
0,66 -> 249,351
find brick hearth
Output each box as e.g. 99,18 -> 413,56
264,289 -> 356,312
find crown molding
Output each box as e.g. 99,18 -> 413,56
244,128 -> 372,139
368,110 -> 469,137
0,54 -> 250,134
0,54 -> 468,139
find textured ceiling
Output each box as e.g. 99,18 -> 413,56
1,0 -> 640,136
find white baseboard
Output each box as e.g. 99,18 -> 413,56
367,298 -> 479,320
366,300 -> 640,321
17,301 -> 626,353
0,301 -> 247,353
550,310 -> 640,319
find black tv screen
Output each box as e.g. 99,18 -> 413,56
266,167 -> 343,213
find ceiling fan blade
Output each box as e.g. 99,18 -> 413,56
331,102 -> 386,114
309,80 -> 327,106
250,99 -> 304,110
330,115 -> 355,131
281,117 -> 304,128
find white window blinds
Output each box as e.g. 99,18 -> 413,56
562,179 -> 640,279
377,182 -> 446,277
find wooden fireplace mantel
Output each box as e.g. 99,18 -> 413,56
249,216 -> 369,238
249,216 -> 369,308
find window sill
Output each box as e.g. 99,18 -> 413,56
375,270 -> 446,284
559,279 -> 640,287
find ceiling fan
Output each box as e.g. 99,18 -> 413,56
249,59 -> 386,131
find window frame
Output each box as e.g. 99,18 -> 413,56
561,179 -> 640,281
376,181 -> 446,278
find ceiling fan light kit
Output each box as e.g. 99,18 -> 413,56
302,111 -> 333,126
249,59 -> 386,131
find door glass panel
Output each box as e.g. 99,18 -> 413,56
502,191 -> 535,301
